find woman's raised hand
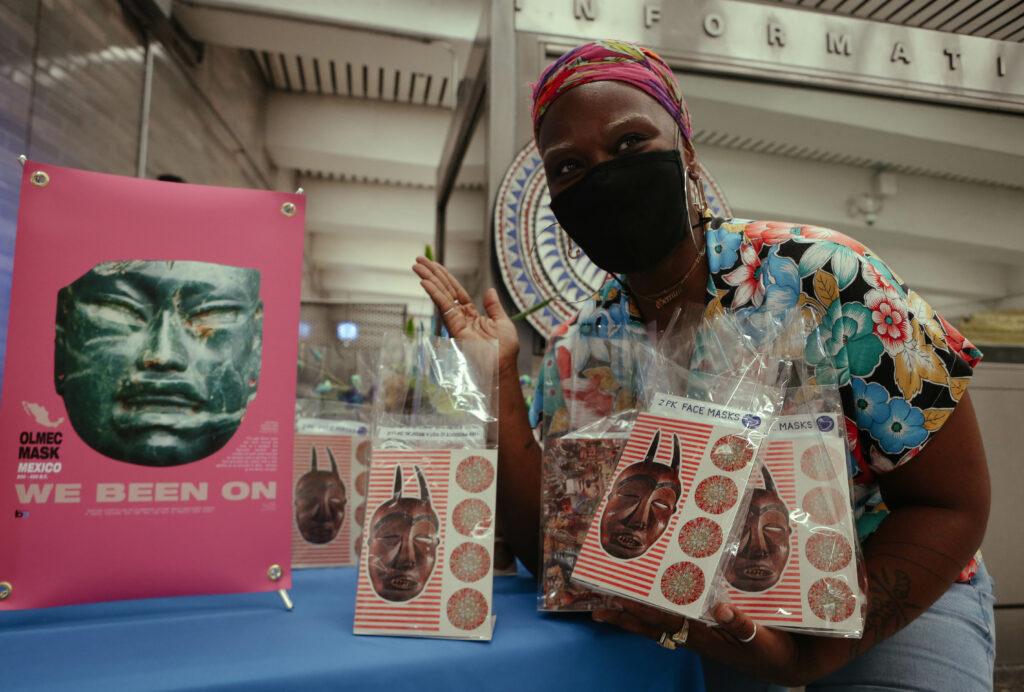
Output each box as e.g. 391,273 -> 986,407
413,257 -> 520,373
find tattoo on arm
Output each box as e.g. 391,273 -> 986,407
850,567 -> 924,662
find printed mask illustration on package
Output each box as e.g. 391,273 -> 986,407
294,446 -> 347,545
723,465 -> 792,592
366,465 -> 440,602
716,408 -> 866,637
599,431 -> 682,560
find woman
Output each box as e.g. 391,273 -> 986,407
413,40 -> 994,689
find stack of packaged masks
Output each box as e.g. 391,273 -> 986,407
538,331 -> 641,611
292,400 -> 372,568
543,306 -> 866,638
354,334 -> 499,641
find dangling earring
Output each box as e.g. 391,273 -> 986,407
684,166 -> 711,227
682,166 -> 711,258
566,235 -> 581,260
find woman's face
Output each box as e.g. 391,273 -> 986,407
537,80 -> 688,198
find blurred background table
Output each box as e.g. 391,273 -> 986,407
0,564 -> 704,691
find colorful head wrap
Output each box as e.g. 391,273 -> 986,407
531,39 -> 692,143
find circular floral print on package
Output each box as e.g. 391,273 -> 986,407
660,562 -> 706,606
695,475 -> 739,515
452,498 -> 493,537
805,530 -> 853,573
678,517 -> 724,559
800,445 -> 838,481
710,434 -> 754,472
456,455 -> 495,493
808,577 -> 856,622
447,588 -> 489,630
450,542 -> 491,583
803,486 -> 848,526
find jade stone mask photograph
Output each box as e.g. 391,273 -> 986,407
54,260 -> 264,467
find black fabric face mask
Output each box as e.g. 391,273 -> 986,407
549,149 -> 689,275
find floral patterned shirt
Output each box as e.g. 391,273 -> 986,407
529,218 -> 983,580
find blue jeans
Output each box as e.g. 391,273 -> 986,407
701,561 -> 996,691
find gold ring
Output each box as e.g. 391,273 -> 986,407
657,619 -> 689,649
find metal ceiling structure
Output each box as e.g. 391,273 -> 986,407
250,50 -> 454,107
747,0 -> 1024,41
173,0 -> 1024,323
174,0 -> 486,317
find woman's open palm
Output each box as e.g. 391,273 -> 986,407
413,257 -> 520,370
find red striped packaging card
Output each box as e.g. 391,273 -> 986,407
718,413 -> 864,636
354,448 -> 497,640
572,392 -> 772,619
291,419 -> 371,568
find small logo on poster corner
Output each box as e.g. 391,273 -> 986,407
14,509 -> 30,518
21,401 -> 64,428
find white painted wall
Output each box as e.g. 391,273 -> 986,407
972,363 -> 1024,664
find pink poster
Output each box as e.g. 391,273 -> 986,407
0,162 -> 304,610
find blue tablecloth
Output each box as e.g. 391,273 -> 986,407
0,565 -> 704,691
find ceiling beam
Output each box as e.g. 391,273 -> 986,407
302,179 -> 486,237
679,72 -> 1024,188
175,0 -> 484,43
703,145 -> 1024,265
174,2 -> 470,109
309,233 -> 482,274
299,290 -> 436,318
268,94 -> 485,186
316,265 -> 474,296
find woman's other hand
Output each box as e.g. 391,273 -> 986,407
413,257 -> 520,372
593,597 -> 811,687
